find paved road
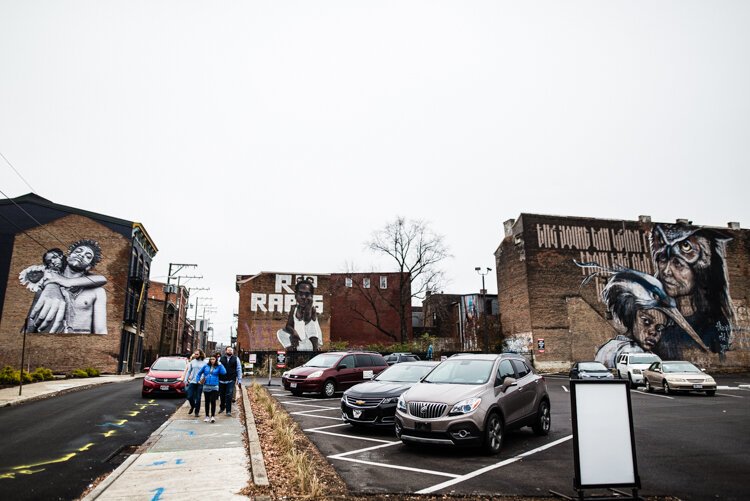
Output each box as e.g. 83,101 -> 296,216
0,379 -> 182,501
266,373 -> 750,500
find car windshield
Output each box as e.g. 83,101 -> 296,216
663,362 -> 701,373
423,360 -> 494,385
579,362 -> 608,372
375,364 -> 435,382
151,358 -> 186,371
629,355 -> 660,364
303,354 -> 341,368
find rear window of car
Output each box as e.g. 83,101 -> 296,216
402,355 -> 419,363
370,354 -> 387,367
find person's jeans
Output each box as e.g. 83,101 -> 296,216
188,382 -> 203,411
204,389 -> 219,417
219,381 -> 236,413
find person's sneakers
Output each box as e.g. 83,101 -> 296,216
204,416 -> 210,423
226,411 -> 231,416
188,406 -> 194,414
210,416 -> 216,423
219,406 -> 225,413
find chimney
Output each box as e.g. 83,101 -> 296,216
638,215 -> 651,223
676,218 -> 692,225
503,219 -> 516,237
728,222 -> 741,230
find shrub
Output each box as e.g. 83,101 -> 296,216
30,367 -> 54,382
0,366 -> 33,385
84,367 -> 100,377
70,369 -> 89,378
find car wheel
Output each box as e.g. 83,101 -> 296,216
645,378 -> 653,393
322,380 -> 336,398
532,400 -> 551,436
706,390 -> 716,396
141,392 -> 147,398
628,373 -> 635,387
483,412 -> 504,455
663,381 -> 670,394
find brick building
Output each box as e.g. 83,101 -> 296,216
142,281 -> 193,366
422,291 -> 499,352
235,271 -> 411,351
0,194 -> 157,374
495,214 -> 750,371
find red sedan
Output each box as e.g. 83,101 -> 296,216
142,356 -> 188,398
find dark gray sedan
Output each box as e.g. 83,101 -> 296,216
569,361 -> 614,380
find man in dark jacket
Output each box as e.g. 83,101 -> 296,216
219,347 -> 242,416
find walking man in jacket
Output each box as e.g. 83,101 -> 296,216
219,346 -> 242,416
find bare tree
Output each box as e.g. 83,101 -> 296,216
367,217 -> 451,343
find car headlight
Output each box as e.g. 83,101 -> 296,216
307,370 -> 324,378
449,397 -> 482,416
382,397 -> 398,404
282,371 -> 290,378
145,376 -> 157,382
397,395 -> 407,413
704,376 -> 715,384
632,369 -> 641,374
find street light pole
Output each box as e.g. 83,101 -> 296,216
475,267 -> 492,353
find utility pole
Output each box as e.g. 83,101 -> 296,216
171,275 -> 202,354
185,287 -> 209,352
158,263 -> 197,357
475,267 -> 492,353
192,297 -> 212,353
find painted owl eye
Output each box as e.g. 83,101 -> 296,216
679,241 -> 693,253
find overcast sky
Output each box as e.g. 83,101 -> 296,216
2,1 -> 749,344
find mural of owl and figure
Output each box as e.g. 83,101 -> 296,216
579,223 -> 735,368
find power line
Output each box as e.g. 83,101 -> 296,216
0,151 -> 36,193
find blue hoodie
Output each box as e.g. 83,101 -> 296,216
197,363 -> 226,388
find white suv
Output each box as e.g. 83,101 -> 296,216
615,352 -> 661,387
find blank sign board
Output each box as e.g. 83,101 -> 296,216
571,380 -> 639,489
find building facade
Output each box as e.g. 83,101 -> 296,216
422,292 -> 499,352
0,194 -> 157,374
235,271 -> 411,351
495,214 -> 750,371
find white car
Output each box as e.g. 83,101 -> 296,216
615,352 -> 661,387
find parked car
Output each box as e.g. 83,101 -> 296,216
643,360 -> 717,396
569,361 -> 614,380
341,360 -> 439,428
142,356 -> 188,398
282,351 -> 388,397
384,353 -> 421,365
395,353 -> 550,455
615,352 -> 662,386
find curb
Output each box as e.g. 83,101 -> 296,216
241,385 -> 269,486
1,376 -> 142,408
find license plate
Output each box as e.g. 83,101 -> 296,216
353,410 -> 362,418
415,422 -> 431,432
290,382 -> 297,388
160,385 -> 169,391
693,384 -> 703,389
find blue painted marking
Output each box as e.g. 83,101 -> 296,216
175,459 -> 185,465
147,460 -> 167,466
171,429 -> 196,436
96,422 -> 125,428
150,487 -> 165,501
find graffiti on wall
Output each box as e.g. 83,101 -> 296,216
18,240 -> 108,334
276,276 -> 323,351
577,223 -> 736,367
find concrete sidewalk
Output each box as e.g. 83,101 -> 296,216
83,390 -> 252,500
0,374 -> 144,407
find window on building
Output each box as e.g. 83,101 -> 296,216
363,277 -> 371,288
379,276 -> 388,289
345,277 -> 353,288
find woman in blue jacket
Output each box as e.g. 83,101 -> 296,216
197,355 -> 226,423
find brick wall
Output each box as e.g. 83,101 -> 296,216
0,214 -> 131,373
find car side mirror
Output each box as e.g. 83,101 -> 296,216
144,367 -> 150,371
337,364 -> 346,370
499,377 -> 517,391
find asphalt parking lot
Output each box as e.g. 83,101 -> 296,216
264,373 -> 750,500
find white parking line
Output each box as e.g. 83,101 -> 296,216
416,435 -> 573,494
332,456 -> 461,478
717,393 -> 744,399
633,390 -> 674,400
279,401 -> 336,410
329,441 -> 401,459
306,423 -> 349,431
290,413 -> 343,421
561,385 -> 569,393
306,429 -> 397,443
